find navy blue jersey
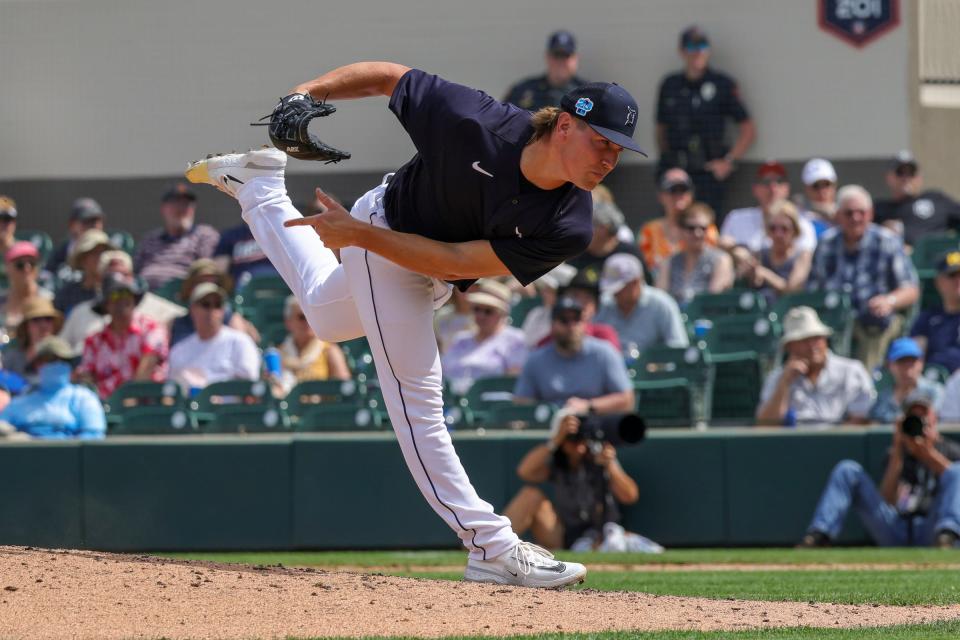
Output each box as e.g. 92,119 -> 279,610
384,69 -> 593,288
910,308 -> 960,373
656,68 -> 749,171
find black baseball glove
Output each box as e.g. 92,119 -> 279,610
253,94 -> 351,163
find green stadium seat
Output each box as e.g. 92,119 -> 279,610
709,354 -> 763,426
201,404 -> 291,434
703,313 -> 782,373
632,345 -> 714,428
509,295 -> 542,328
106,229 -> 136,255
339,337 -> 375,376
771,290 -> 854,357
108,406 -> 198,436
15,229 -> 54,264
258,323 -> 288,349
682,289 -> 767,321
922,363 -> 950,386
484,403 -> 556,430
283,379 -> 366,420
457,375 -> 518,424
150,278 -> 184,303
911,232 -> 959,277
293,404 -> 382,432
919,275 -> 942,311
189,379 -> 274,424
234,273 -> 290,307
103,380 -> 186,427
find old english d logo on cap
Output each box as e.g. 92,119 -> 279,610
561,82 -> 647,155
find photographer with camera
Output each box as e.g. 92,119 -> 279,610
503,410 -> 661,552
798,387 -> 960,548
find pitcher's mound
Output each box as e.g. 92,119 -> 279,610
1,546 -> 958,639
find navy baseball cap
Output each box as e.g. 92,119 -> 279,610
937,250 -> 960,275
560,83 -> 647,156
551,296 -> 584,320
680,26 -> 710,50
547,30 -> 576,56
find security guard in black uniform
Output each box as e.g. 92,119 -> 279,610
504,30 -> 588,112
655,26 -> 755,217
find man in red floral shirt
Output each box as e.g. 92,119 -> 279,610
76,274 -> 169,399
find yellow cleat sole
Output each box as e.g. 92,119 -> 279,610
184,159 -> 212,185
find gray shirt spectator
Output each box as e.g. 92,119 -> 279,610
594,253 -> 687,356
515,335 -> 632,406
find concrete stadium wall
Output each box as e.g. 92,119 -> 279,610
0,0 -> 915,236
5,428 -> 950,552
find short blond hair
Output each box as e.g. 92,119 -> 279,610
679,201 -> 716,227
766,199 -> 801,236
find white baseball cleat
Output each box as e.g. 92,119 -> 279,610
463,541 -> 586,589
184,146 -> 287,199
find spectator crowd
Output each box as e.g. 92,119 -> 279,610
2,25 -> 960,442
0,24 -> 958,553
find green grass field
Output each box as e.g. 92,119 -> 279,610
161,548 -> 960,639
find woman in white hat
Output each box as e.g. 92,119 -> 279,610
441,279 -> 528,396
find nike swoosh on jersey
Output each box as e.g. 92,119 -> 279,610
471,161 -> 494,178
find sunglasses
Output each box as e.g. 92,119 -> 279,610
767,224 -> 793,233
12,260 -> 37,271
895,166 -> 917,178
666,185 -> 691,195
683,224 -> 709,233
0,216 -> 15,224
472,306 -> 498,317
945,271 -> 960,281
28,315 -> 56,324
758,177 -> 787,186
840,208 -> 868,217
553,315 -> 582,325
197,299 -> 224,310
811,180 -> 834,190
108,290 -> 135,303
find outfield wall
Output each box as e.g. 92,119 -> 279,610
6,427 -> 952,551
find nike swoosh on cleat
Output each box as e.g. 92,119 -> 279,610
224,175 -> 245,184
471,161 -> 494,178
507,570 -> 518,577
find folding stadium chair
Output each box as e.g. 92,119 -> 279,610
911,232 -> 959,277
150,278 -> 184,303
509,295 -> 542,328
283,379 -> 367,426
772,290 -> 854,357
293,404 -> 383,432
189,379 -> 275,425
103,380 -> 187,428
484,403 -> 556,430
201,404 -> 291,434
14,229 -> 53,264
457,375 -> 519,425
632,344 -> 714,428
700,314 -> 780,426
681,289 -> 767,327
108,406 -> 198,436
106,229 -> 136,255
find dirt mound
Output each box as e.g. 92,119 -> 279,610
2,546 -> 958,639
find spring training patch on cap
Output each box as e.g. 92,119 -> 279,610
575,98 -> 594,116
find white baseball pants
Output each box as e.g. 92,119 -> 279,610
238,176 -> 519,560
